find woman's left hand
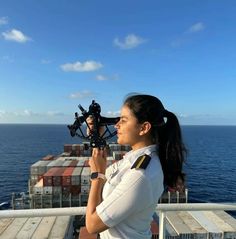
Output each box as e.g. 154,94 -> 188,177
89,148 -> 107,174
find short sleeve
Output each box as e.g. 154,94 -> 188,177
96,169 -> 153,227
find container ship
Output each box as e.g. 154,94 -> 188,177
4,142 -> 187,239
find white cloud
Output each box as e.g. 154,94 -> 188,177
106,110 -> 120,117
96,74 -> 108,81
0,17 -> 8,26
171,22 -> 205,47
47,111 -> 65,116
95,74 -> 119,81
69,90 -> 94,99
61,60 -> 103,72
0,110 -> 6,117
188,22 -> 205,33
2,29 -> 31,43
23,109 -> 33,116
113,34 -> 147,49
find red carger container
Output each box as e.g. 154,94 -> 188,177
64,144 -> 72,153
52,167 -> 66,186
62,167 -> 75,186
62,185 -> 80,195
43,167 -> 61,186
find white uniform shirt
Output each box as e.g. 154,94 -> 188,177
96,145 -> 164,239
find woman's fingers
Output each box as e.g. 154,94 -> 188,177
86,115 -> 105,136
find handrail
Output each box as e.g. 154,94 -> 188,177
0,206 -> 86,219
157,202 -> 236,211
1,203 -> 236,239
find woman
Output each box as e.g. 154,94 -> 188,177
86,94 -> 186,239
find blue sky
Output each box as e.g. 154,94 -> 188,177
0,0 -> 236,125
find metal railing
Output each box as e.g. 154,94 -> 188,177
1,203 -> 236,239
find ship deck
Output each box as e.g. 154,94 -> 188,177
1,203 -> 236,239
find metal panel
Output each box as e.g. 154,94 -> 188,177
189,211 -> 222,239
203,211 -> 236,239
0,218 -> 28,239
178,211 -> 207,239
48,216 -> 72,239
166,211 -> 194,239
15,217 -> 42,239
31,217 -> 56,239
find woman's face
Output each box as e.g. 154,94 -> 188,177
115,105 -> 144,149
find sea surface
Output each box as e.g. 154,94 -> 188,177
0,124 -> 236,205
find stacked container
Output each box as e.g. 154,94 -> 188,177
46,159 -> 64,170
42,155 -> 54,161
29,142 -> 132,209
80,167 -> 91,206
112,151 -> 127,161
30,160 -> 51,192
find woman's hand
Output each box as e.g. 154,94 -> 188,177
86,115 -> 105,136
89,148 -> 107,174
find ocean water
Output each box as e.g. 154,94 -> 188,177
0,124 -> 236,205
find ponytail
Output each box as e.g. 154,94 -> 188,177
157,110 -> 186,188
124,94 -> 187,188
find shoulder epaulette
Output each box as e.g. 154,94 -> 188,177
131,154 -> 151,169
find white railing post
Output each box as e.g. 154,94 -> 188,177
159,210 -> 166,239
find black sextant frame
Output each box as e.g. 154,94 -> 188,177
68,100 -> 120,148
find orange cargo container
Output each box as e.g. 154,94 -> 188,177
52,167 -> 66,186
43,167 -> 61,186
151,220 -> 159,239
69,160 -> 79,167
62,167 -> 75,186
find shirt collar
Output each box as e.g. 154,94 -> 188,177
123,145 -> 157,166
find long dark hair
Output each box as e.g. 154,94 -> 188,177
124,94 -> 187,187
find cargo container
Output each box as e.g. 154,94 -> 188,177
60,152 -> 71,157
72,167 -> 83,186
47,160 -> 64,170
30,160 -> 51,175
112,151 -> 127,160
64,157 -> 79,161
81,167 -> 91,185
53,167 -> 66,186
52,186 -> 62,195
64,144 -> 73,153
33,179 -> 43,195
109,143 -> 131,152
43,167 -> 61,186
42,154 -> 54,161
62,167 -> 75,186
81,185 -> 90,194
69,160 -> 79,167
77,157 -> 88,167
43,186 -> 53,195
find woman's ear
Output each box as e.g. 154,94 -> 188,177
139,122 -> 152,136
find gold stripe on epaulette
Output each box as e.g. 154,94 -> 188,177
131,154 -> 151,169
136,155 -> 146,168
